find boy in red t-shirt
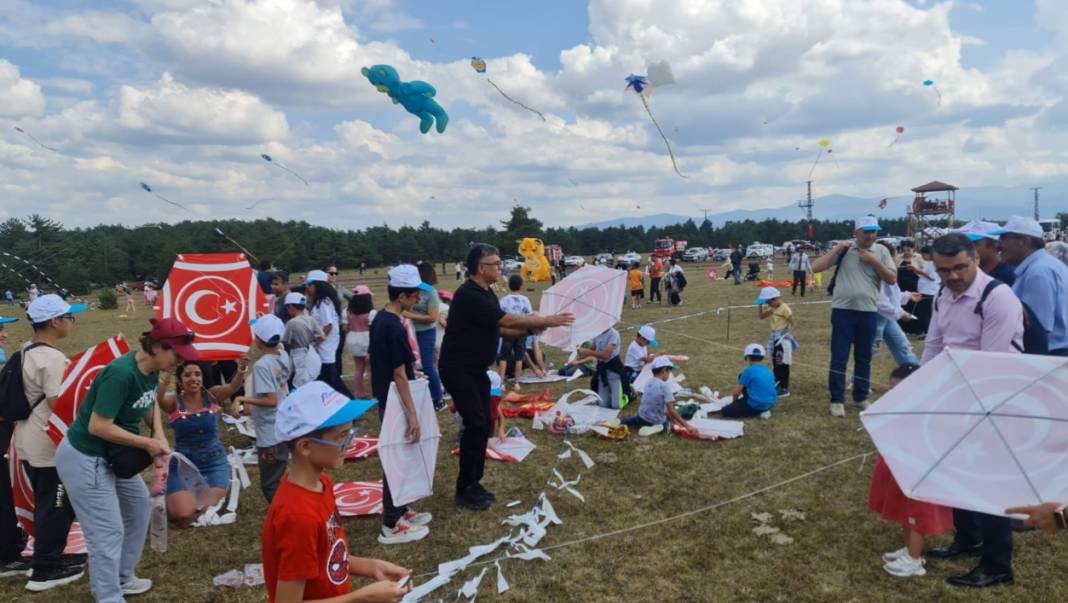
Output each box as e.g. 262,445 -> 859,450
263,381 -> 411,602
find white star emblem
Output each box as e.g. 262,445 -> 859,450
221,300 -> 238,315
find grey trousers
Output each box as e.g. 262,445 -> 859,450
55,439 -> 150,603
596,372 -> 624,409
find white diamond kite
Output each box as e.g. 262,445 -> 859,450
538,265 -> 627,350
378,379 -> 441,506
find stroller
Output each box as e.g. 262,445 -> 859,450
745,261 -> 761,281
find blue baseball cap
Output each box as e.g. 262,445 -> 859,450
0,317 -> 17,324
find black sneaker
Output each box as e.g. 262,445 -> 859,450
26,564 -> 84,592
455,490 -> 491,511
776,388 -> 791,398
433,399 -> 446,412
0,559 -> 31,578
473,484 -> 496,502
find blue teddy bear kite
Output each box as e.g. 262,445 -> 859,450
361,64 -> 449,134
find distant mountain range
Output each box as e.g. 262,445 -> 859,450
576,185 -> 1067,230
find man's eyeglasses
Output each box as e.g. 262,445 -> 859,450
59,314 -> 76,323
305,428 -> 355,451
934,261 -> 974,277
327,271 -> 339,276
480,261 -> 503,268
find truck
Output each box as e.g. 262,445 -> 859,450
653,237 -> 675,260
545,244 -> 563,265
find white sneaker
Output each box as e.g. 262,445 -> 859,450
601,418 -> 621,427
402,509 -> 432,526
882,547 -> 909,564
829,404 -> 845,417
883,555 -> 926,577
120,577 -> 153,596
378,521 -> 430,545
759,410 -> 771,420
857,400 -> 872,411
637,424 -> 664,437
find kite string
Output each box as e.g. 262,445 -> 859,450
485,79 -> 546,121
808,149 -> 823,180
637,94 -> 686,178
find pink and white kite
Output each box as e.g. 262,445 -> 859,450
538,266 -> 627,349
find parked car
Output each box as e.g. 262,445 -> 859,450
594,252 -> 614,265
682,247 -> 709,262
616,251 -> 642,268
712,249 -> 731,262
745,243 -> 775,258
503,258 -> 523,273
564,255 -> 586,267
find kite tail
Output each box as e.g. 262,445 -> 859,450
935,86 -> 943,107
888,136 -> 899,148
485,79 -> 547,122
808,150 -> 823,180
274,162 -> 310,186
221,236 -> 259,264
638,94 -> 687,179
18,130 -> 59,153
154,193 -> 189,211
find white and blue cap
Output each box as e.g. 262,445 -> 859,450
754,286 -> 782,305
637,325 -> 659,347
27,294 -> 86,324
854,215 -> 881,232
487,370 -> 502,397
956,220 -> 1001,242
305,269 -> 330,285
388,265 -> 433,292
275,381 -> 377,442
250,314 -> 285,345
0,317 -> 16,325
744,343 -> 766,358
283,292 -> 306,306
651,355 -> 676,371
991,215 -> 1044,239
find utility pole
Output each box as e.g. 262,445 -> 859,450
798,181 -> 814,220
1030,187 -> 1042,221
700,208 -> 713,222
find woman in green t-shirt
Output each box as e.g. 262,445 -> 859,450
55,318 -> 200,602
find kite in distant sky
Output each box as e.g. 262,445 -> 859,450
889,126 -> 905,147
470,57 -> 546,121
13,126 -> 59,152
923,79 -> 942,107
140,182 -> 188,210
808,139 -> 831,179
362,64 -> 448,134
244,198 -> 274,210
260,154 -> 308,186
878,198 -> 888,209
625,62 -> 685,178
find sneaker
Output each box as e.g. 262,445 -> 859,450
637,424 -> 664,437
455,490 -> 492,511
829,404 -> 845,418
601,418 -> 621,427
433,399 -> 446,412
882,547 -> 909,564
759,410 -> 771,420
883,555 -> 926,577
25,565 -> 84,592
402,509 -> 433,526
378,521 -> 430,545
0,560 -> 31,578
120,576 -> 153,596
776,388 -> 791,398
473,484 -> 496,502
856,400 -> 872,411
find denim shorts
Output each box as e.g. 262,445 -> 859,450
166,452 -> 230,494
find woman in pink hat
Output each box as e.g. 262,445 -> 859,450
345,285 -> 376,399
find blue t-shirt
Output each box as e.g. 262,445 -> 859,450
989,262 -> 1016,287
739,364 -> 777,411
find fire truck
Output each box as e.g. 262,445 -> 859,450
653,238 -> 687,260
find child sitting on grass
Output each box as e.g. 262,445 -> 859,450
617,356 -> 695,437
868,363 -> 953,578
755,286 -> 797,397
263,381 -> 410,602
715,344 -> 777,419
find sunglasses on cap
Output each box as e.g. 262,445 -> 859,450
304,428 -> 356,451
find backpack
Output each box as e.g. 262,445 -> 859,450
933,279 -> 1044,354
0,342 -> 53,422
825,248 -> 849,296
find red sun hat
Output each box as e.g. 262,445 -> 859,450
148,317 -> 201,361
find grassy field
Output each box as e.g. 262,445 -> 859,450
2,257 -> 1067,602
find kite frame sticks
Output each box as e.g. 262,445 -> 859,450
636,93 -> 686,179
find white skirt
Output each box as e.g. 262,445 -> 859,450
346,331 -> 370,357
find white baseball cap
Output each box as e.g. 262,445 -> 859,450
388,265 -> 433,291
487,370 -> 502,397
637,325 -> 659,347
957,220 -> 1002,242
744,343 -> 766,358
304,269 -> 330,285
651,355 -> 676,371
27,294 -> 86,324
754,286 -> 782,305
992,215 -> 1044,239
283,292 -> 306,306
854,215 -> 881,232
250,314 -> 284,344
275,381 -> 377,442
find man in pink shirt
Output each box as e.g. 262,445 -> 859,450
921,233 -> 1024,589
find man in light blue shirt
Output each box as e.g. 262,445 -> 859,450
994,216 -> 1068,355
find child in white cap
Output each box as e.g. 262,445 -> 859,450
234,314 -> 291,503
623,325 -> 659,383
755,287 -> 796,397
262,382 -> 410,601
616,356 -> 695,437
715,344 -> 777,419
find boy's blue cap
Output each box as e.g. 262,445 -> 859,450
0,317 -> 16,324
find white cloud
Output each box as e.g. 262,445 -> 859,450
45,12 -> 143,44
0,59 -> 45,117
367,12 -> 424,33
38,77 -> 94,95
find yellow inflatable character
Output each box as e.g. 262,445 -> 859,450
517,238 -> 552,282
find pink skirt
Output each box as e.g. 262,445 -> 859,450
867,456 -> 954,537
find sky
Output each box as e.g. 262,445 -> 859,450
1,0 -> 1066,230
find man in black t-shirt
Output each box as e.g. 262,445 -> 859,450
440,244 -> 573,510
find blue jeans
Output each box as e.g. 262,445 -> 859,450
874,316 -> 920,367
829,309 -> 878,404
415,328 -> 443,402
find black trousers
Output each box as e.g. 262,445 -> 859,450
791,270 -> 807,297
0,421 -> 24,562
318,362 -> 353,398
440,369 -> 490,495
649,277 -> 662,302
772,341 -> 790,390
22,463 -> 75,572
952,509 -> 1013,574
720,394 -> 761,418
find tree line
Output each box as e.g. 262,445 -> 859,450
0,208 -> 949,296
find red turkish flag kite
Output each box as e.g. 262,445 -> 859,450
9,443 -> 87,553
158,253 -> 267,360
47,335 -> 130,446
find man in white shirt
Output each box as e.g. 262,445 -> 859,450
914,245 -> 942,335
789,249 -> 812,297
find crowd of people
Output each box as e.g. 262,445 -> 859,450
0,212 -> 1066,600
